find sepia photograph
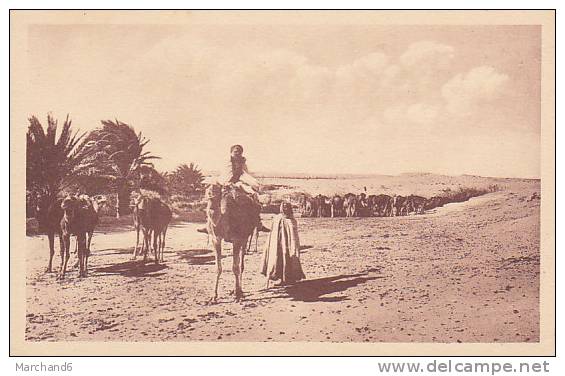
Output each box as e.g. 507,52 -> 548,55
9,10 -> 555,356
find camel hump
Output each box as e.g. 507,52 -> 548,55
156,201 -> 172,223
216,186 -> 258,238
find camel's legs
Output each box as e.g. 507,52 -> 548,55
83,234 -> 89,277
47,232 -> 55,273
58,234 -> 71,280
142,230 -> 151,262
232,239 -> 245,301
77,234 -> 87,277
160,227 -> 168,262
239,239 -> 246,294
211,236 -> 222,303
153,230 -> 159,265
133,226 -> 140,259
87,231 -> 93,256
58,235 -> 65,271
155,230 -> 163,264
84,250 -> 89,277
72,237 -> 81,269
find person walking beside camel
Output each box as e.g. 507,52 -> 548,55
261,202 -> 305,287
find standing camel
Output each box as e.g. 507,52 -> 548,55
59,196 -> 89,279
343,193 -> 357,217
132,199 -> 144,259
133,194 -> 171,263
132,195 -> 153,262
394,195 -> 408,216
72,195 -> 107,268
314,194 -> 330,217
330,195 -> 344,217
405,195 -> 427,215
35,197 -> 63,273
206,184 -> 257,302
303,197 -> 317,217
371,194 -> 392,217
152,200 -> 172,264
82,195 -> 107,254
357,193 -> 369,217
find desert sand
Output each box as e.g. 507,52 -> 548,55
25,176 -> 540,343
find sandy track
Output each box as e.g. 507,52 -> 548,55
25,190 -> 540,343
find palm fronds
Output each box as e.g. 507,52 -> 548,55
26,114 -> 92,203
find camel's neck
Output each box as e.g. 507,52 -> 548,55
92,201 -> 101,214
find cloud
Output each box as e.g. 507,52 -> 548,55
442,66 -> 509,116
400,41 -> 455,68
398,41 -> 456,94
27,27 -> 535,176
382,103 -> 439,132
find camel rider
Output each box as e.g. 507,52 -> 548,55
219,144 -> 260,194
197,144 -> 270,236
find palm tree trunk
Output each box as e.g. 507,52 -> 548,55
115,193 -> 121,219
116,186 -> 130,218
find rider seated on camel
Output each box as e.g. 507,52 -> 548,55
197,144 -> 270,236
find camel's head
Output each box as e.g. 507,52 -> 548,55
134,195 -> 154,216
205,184 -> 222,201
91,195 -> 108,212
35,196 -> 49,224
35,195 -> 59,231
61,196 -> 80,220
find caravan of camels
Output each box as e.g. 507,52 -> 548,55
35,182 -> 487,300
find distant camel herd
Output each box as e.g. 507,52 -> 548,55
298,192 -> 462,218
34,187 -> 486,281
36,192 -> 171,279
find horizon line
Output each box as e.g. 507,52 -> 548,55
200,170 -> 541,181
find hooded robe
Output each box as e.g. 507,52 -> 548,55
260,213 -> 305,283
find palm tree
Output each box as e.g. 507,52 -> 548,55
26,114 -> 91,212
84,120 -> 159,217
168,163 -> 205,199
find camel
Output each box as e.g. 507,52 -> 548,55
133,194 -> 171,264
82,195 -> 107,253
314,194 -> 330,217
132,200 -> 143,259
35,197 -> 63,273
69,195 -> 107,265
425,196 -> 449,211
388,195 -> 398,216
133,195 -> 154,262
206,184 -> 257,302
37,194 -> 105,274
356,193 -> 369,217
152,200 -> 172,264
343,193 -> 357,217
330,195 -> 344,217
297,194 -> 309,216
394,195 -> 409,216
405,195 -> 427,215
59,196 -> 89,279
303,197 -> 317,217
370,194 -> 392,217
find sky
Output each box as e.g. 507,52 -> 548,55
21,20 -> 541,178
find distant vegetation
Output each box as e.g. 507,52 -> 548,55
26,114 -> 205,221
26,113 -> 504,226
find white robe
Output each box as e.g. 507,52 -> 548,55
216,161 -> 260,193
261,214 -> 305,283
